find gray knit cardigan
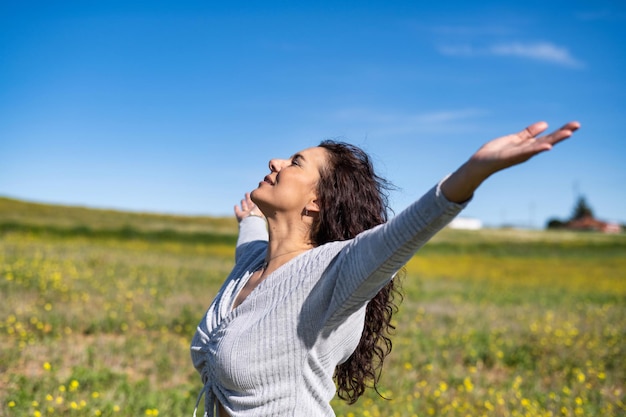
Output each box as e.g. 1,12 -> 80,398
191,181 -> 467,416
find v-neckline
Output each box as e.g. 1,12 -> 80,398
230,267 -> 265,312
229,250 -> 309,313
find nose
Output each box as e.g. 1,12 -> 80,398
268,158 -> 288,172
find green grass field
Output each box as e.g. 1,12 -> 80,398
1,197 -> 625,417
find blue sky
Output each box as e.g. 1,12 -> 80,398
1,0 -> 624,227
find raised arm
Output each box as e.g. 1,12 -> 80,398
441,121 -> 581,203
234,193 -> 268,260
234,192 -> 265,222
324,120 -> 580,318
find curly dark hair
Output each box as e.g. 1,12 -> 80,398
313,140 -> 404,404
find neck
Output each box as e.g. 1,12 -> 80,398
259,209 -> 316,271
261,247 -> 309,268
265,234 -> 314,272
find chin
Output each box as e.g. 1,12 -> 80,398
250,188 -> 261,204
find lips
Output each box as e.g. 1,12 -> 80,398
263,175 -> 275,185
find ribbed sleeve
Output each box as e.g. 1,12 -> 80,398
324,181 -> 467,322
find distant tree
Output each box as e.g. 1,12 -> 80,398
571,196 -> 594,220
546,218 -> 565,229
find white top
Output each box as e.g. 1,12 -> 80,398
191,181 -> 467,416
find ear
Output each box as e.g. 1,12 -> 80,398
305,198 -> 320,214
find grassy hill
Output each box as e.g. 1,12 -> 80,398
2,195 -> 623,248
1,197 -> 625,416
0,196 -> 238,244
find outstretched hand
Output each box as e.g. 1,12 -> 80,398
441,121 -> 581,203
234,192 -> 265,223
470,121 -> 580,175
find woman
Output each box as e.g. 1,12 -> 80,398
191,121 -> 580,416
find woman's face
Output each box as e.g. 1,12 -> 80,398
251,146 -> 329,216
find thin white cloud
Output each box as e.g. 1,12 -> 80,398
575,9 -> 626,22
489,42 -> 583,68
332,108 -> 488,136
438,41 -> 584,68
430,25 -> 516,37
438,44 -> 476,56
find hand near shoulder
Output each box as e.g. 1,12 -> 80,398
234,192 -> 265,223
441,121 -> 581,203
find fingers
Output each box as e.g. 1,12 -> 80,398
234,202 -> 246,218
234,193 -> 249,217
240,193 -> 252,212
552,121 -> 581,138
539,120 -> 581,146
234,192 -> 263,220
561,121 -> 581,133
519,121 -> 549,139
517,120 -> 580,153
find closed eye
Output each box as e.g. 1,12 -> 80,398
291,154 -> 303,166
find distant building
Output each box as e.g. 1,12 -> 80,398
565,215 -> 622,234
448,217 -> 483,230
546,194 -> 623,234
